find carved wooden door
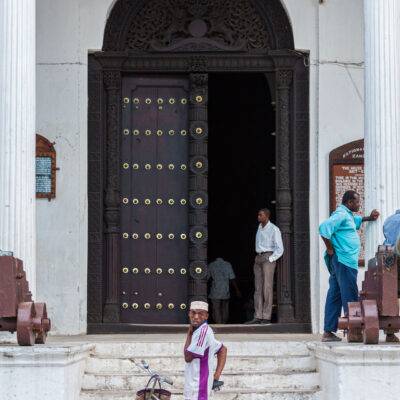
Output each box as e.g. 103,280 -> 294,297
120,76 -> 190,323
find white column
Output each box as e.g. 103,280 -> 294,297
364,0 -> 400,261
0,1 -> 36,296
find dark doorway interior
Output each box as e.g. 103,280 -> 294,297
208,73 -> 276,324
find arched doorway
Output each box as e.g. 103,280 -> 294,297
87,0 -> 311,332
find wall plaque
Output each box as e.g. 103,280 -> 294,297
36,134 -> 57,200
329,139 -> 364,265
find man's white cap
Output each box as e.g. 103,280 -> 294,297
190,301 -> 209,312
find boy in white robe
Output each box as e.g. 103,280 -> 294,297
183,301 -> 227,400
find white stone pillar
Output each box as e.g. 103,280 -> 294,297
364,0 -> 400,261
0,1 -> 36,295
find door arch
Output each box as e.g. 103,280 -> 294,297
87,0 -> 311,332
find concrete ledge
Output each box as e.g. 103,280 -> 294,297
309,343 -> 400,400
0,344 -> 93,400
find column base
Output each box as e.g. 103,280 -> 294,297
103,303 -> 120,323
0,344 -> 93,400
310,342 -> 400,400
277,304 -> 295,323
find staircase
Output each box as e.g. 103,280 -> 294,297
80,337 -> 321,400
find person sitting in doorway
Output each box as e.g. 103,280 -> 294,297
208,256 -> 241,324
246,208 -> 284,325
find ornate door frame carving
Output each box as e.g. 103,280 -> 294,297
87,0 -> 311,332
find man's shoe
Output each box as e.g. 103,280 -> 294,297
386,333 -> 400,343
244,318 -> 262,325
261,319 -> 271,324
321,332 -> 342,342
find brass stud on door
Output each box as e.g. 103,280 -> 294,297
145,163 -> 152,170
180,304 -> 187,310
145,98 -> 152,104
196,197 -> 203,205
180,234 -> 187,240
144,233 -> 151,239
181,98 -> 187,105
132,303 -> 139,309
156,233 -> 163,239
133,98 -> 140,104
180,199 -> 187,205
196,127 -> 203,135
133,129 -> 140,136
123,129 -> 130,136
132,233 -> 139,239
168,199 -> 175,205
168,233 -> 175,239
144,303 -> 151,309
157,98 -> 164,104
123,98 -> 130,104
122,267 -> 129,274
180,130 -> 187,136
195,232 -> 203,239
132,163 -> 139,170
180,164 -> 187,171
156,199 -> 163,205
180,268 -> 187,275
145,130 -> 152,136
195,161 -> 203,169
132,267 -> 139,274
122,303 -> 129,309
169,130 -> 175,136
122,198 -> 129,204
144,199 -> 151,205
156,268 -> 163,275
157,130 -> 163,136
195,267 -> 203,274
168,164 -> 175,170
169,98 -> 175,104
168,268 -> 175,275
144,268 -> 151,274
168,303 -> 175,310
122,233 -> 129,239
156,303 -> 163,310
156,164 -> 163,170
132,198 -> 139,205
123,163 -> 129,169
195,95 -> 203,103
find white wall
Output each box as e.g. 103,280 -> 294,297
36,0 -> 112,334
283,0 -> 365,332
36,0 -> 365,334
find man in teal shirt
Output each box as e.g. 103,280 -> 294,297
319,190 -> 379,342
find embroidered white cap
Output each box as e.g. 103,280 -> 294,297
190,301 -> 209,312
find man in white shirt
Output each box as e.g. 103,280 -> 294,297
246,208 -> 284,324
184,301 -> 227,400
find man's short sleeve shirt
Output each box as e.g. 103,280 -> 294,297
319,205 -> 362,269
184,323 -> 222,400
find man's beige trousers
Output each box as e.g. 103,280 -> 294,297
253,252 -> 276,320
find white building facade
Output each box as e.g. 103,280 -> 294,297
1,0 -> 398,336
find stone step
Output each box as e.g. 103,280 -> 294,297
85,355 -> 316,374
81,388 -> 321,400
81,371 -> 320,391
91,341 -> 311,358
